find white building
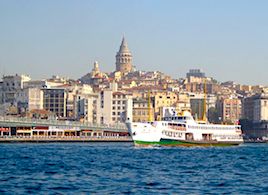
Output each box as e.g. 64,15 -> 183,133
252,94 -> 268,122
14,88 -> 44,113
97,82 -> 133,124
2,74 -> 31,104
76,93 -> 98,123
243,92 -> 268,122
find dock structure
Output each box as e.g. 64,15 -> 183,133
0,116 -> 130,142
0,116 -> 127,132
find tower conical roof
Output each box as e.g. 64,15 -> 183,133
119,36 -> 130,53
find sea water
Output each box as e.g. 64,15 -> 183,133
0,143 -> 267,194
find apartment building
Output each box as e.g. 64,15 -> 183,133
42,88 -> 67,118
97,82 -> 133,124
217,98 -> 241,124
243,93 -> 268,122
2,74 -> 31,104
132,98 -> 154,122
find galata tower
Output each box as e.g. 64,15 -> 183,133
115,37 -> 133,74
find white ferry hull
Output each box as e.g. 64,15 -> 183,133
127,121 -> 244,147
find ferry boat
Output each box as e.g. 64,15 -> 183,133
126,111 -> 243,147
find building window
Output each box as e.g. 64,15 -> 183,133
118,101 -> 121,104
113,101 -> 116,104
112,112 -> 116,115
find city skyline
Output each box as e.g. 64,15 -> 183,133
0,0 -> 268,85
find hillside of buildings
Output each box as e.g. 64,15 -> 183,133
0,37 -> 268,138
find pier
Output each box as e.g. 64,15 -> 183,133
0,116 -> 131,142
0,116 -> 127,132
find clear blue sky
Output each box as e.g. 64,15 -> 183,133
0,0 -> 267,85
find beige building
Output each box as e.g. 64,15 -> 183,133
132,98 -> 154,122
5,87 -> 43,115
27,88 -> 44,111
217,98 -> 241,124
176,93 -> 191,114
152,91 -> 178,120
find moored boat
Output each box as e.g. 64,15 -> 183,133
126,111 -> 243,147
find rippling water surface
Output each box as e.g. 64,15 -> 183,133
0,143 -> 268,194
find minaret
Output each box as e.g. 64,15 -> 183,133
93,61 -> 100,72
116,37 -> 133,74
90,61 -> 100,77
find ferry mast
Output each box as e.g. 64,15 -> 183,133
202,79 -> 207,122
